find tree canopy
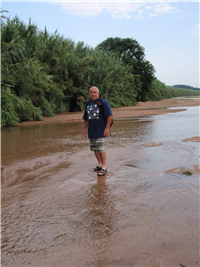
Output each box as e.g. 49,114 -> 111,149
173,84 -> 200,90
97,37 -> 156,101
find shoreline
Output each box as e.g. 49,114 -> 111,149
19,97 -> 200,126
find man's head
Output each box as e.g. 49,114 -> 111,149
90,86 -> 99,102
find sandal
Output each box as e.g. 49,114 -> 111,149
92,166 -> 102,172
97,168 -> 107,176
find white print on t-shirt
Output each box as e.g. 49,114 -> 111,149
87,104 -> 100,120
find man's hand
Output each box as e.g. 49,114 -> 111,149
103,128 -> 110,137
83,121 -> 88,138
103,115 -> 113,137
83,129 -> 87,138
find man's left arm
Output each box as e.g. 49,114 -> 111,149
103,115 -> 113,137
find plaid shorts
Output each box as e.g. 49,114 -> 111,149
90,138 -> 105,153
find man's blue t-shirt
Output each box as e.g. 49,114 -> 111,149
83,98 -> 113,139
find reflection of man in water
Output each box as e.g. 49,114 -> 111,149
85,177 -> 115,242
83,86 -> 113,176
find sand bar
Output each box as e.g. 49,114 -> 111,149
19,97 -> 200,126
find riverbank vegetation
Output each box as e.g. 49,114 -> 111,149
1,15 -> 199,127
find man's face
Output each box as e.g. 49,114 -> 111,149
90,87 -> 99,102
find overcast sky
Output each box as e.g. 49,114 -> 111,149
1,0 -> 199,88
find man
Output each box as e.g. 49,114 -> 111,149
83,86 -> 113,176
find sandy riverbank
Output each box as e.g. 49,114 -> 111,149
19,97 -> 200,126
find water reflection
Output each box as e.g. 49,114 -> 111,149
109,106 -> 199,147
146,106 -> 199,143
108,119 -> 154,147
84,177 -> 116,241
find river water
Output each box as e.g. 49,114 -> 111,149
1,106 -> 199,267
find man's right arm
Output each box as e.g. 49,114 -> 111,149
83,120 -> 88,138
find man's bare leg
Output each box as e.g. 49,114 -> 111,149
93,151 -> 107,175
98,151 -> 106,173
94,150 -> 103,168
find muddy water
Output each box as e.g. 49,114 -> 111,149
1,106 -> 199,267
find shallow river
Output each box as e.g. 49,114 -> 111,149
1,106 -> 199,267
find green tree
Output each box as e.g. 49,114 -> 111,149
1,9 -> 9,21
97,37 -> 155,101
1,16 -> 64,125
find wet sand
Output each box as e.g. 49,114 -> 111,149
19,97 -> 200,126
1,97 -> 199,267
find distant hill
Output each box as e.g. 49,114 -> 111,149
172,84 -> 200,91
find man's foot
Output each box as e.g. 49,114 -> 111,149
92,166 -> 102,172
97,168 -> 107,176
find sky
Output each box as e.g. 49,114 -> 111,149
1,1 -> 199,88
